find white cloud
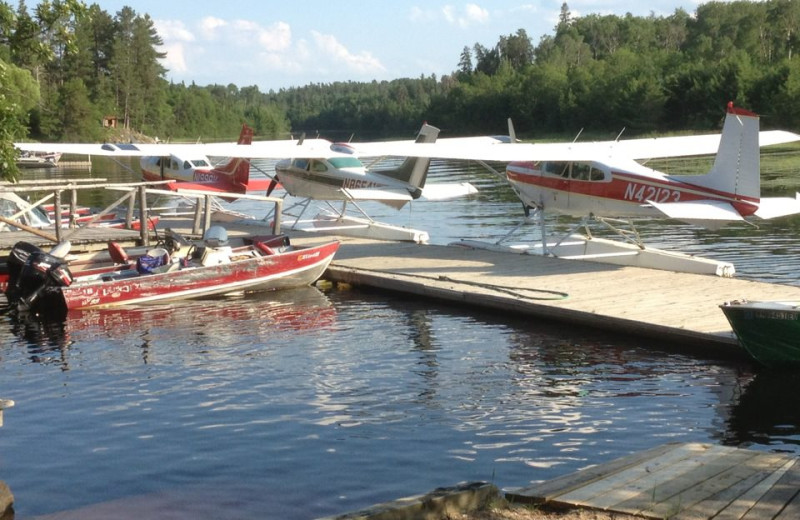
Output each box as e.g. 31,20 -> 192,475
441,3 -> 489,28
160,42 -> 188,73
154,19 -> 195,42
465,3 -> 490,24
311,31 -> 386,74
257,21 -> 292,52
200,16 -> 227,34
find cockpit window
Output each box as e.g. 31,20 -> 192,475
542,161 -> 570,177
293,159 -> 309,170
329,157 -> 363,169
190,159 -> 210,167
310,160 -> 327,172
541,161 -> 607,182
571,162 -> 591,180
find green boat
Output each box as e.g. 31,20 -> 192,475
720,300 -> 800,368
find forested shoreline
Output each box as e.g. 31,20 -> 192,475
3,0 -> 800,180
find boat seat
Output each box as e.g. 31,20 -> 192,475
255,242 -> 276,256
108,241 -> 129,264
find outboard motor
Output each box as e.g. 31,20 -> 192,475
6,242 -> 73,315
5,241 -> 43,304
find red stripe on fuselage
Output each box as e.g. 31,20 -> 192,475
506,167 -> 760,216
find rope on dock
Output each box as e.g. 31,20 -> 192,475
349,266 -> 569,301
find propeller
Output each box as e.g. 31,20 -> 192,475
266,175 -> 280,196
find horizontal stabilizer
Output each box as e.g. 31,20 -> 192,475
755,193 -> 800,219
648,199 -> 746,227
341,188 -> 413,202
420,182 -> 479,201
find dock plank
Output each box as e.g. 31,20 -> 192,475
619,448 -> 763,518
671,452 -> 793,519
506,443 -> 684,504
555,444 -> 731,511
740,460 -> 800,520
708,458 -> 795,520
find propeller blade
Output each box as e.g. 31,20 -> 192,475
266,176 -> 279,196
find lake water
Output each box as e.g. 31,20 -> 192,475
2,158 -> 800,519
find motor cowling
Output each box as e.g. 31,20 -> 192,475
6,242 -> 73,314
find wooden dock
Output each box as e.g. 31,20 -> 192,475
304,236 -> 800,355
506,442 -> 800,519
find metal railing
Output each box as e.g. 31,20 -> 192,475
0,179 -> 283,246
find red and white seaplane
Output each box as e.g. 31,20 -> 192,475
14,124 -> 287,196
340,103 -> 800,275
137,124 -> 279,195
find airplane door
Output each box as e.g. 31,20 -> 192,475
541,161 -> 571,209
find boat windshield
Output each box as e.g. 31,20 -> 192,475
328,157 -> 363,169
0,197 -> 50,227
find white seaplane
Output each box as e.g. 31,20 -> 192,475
258,122 -> 478,241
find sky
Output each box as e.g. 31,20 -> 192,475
80,0 -> 721,92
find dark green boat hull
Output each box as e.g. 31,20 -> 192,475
721,302 -> 800,368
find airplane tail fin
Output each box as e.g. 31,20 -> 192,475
689,103 -> 760,202
219,124 -> 253,190
379,123 -> 440,198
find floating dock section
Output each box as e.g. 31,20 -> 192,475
300,236 -> 800,355
507,442 -> 800,519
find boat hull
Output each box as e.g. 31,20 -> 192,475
60,241 -> 339,310
720,301 -> 800,367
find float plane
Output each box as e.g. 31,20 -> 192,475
15,124 -> 280,196
345,103 -> 800,229
262,123 -> 478,236
332,103 -> 800,275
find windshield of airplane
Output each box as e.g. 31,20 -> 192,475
328,157 -> 363,169
541,161 -> 607,181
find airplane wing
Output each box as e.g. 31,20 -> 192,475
309,130 -> 800,163
17,128 -> 800,163
14,138 -> 337,159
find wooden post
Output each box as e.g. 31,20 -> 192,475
272,199 -> 282,234
203,194 -> 212,235
126,189 -> 135,228
192,199 -> 202,235
53,190 -> 63,243
138,185 -> 149,246
69,188 -> 78,228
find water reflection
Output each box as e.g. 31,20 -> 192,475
5,286 -> 336,369
4,312 -> 72,368
725,369 -> 800,452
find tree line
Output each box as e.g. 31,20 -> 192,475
3,0 -> 800,181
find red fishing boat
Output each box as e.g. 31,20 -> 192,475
4,228 -> 339,316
